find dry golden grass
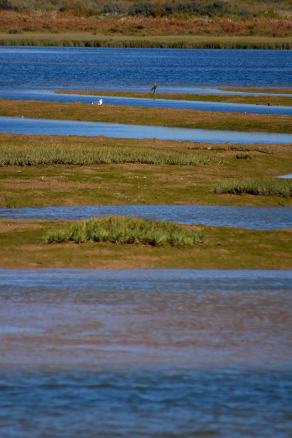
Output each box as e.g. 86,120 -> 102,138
1,11 -> 291,37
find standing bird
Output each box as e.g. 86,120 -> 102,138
92,98 -> 103,105
150,83 -> 158,95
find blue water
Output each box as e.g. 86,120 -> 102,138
1,47 -> 292,437
1,116 -> 292,144
0,47 -> 291,89
0,269 -> 291,437
0,369 -> 291,438
1,204 -> 292,229
1,89 -> 292,115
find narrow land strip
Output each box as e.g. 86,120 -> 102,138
0,219 -> 291,269
58,89 -> 292,107
0,100 -> 291,133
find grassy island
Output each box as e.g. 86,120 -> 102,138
0,219 -> 291,269
44,216 -> 203,246
0,99 -> 291,133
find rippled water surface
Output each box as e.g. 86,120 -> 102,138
0,268 -> 291,369
1,204 -> 292,229
1,116 -> 292,144
0,47 -> 291,89
0,269 -> 291,437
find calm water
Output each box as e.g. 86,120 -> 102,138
1,89 -> 292,115
278,173 -> 292,179
1,204 -> 292,229
1,116 -> 292,144
0,269 -> 291,436
0,47 -> 291,89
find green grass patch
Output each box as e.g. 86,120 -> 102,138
1,134 -> 292,208
215,180 -> 292,197
45,216 -> 203,247
0,144 -> 214,167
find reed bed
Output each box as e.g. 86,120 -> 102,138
0,37 -> 291,50
0,144 -> 214,166
45,216 -> 203,247
215,180 -> 292,197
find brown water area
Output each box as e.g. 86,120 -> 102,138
1,269 -> 291,372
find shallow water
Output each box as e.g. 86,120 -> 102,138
1,116 -> 292,144
1,204 -> 291,230
0,268 -> 291,370
1,89 -> 292,116
278,173 -> 292,179
0,47 -> 291,89
0,269 -> 291,436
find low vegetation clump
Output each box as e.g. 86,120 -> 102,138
215,180 -> 292,197
0,144 -> 214,166
44,216 -> 203,246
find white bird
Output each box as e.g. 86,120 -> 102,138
91,98 -> 103,105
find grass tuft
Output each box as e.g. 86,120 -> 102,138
215,180 -> 292,197
44,216 -> 203,247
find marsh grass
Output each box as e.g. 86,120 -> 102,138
0,34 -> 291,49
215,180 -> 292,197
1,99 -> 291,133
44,216 -> 203,247
0,144 -> 214,166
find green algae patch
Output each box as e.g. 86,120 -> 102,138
44,216 -> 203,247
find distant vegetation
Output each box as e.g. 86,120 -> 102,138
0,0 -> 291,18
0,0 -> 291,41
215,180 -> 292,197
45,216 -> 203,246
